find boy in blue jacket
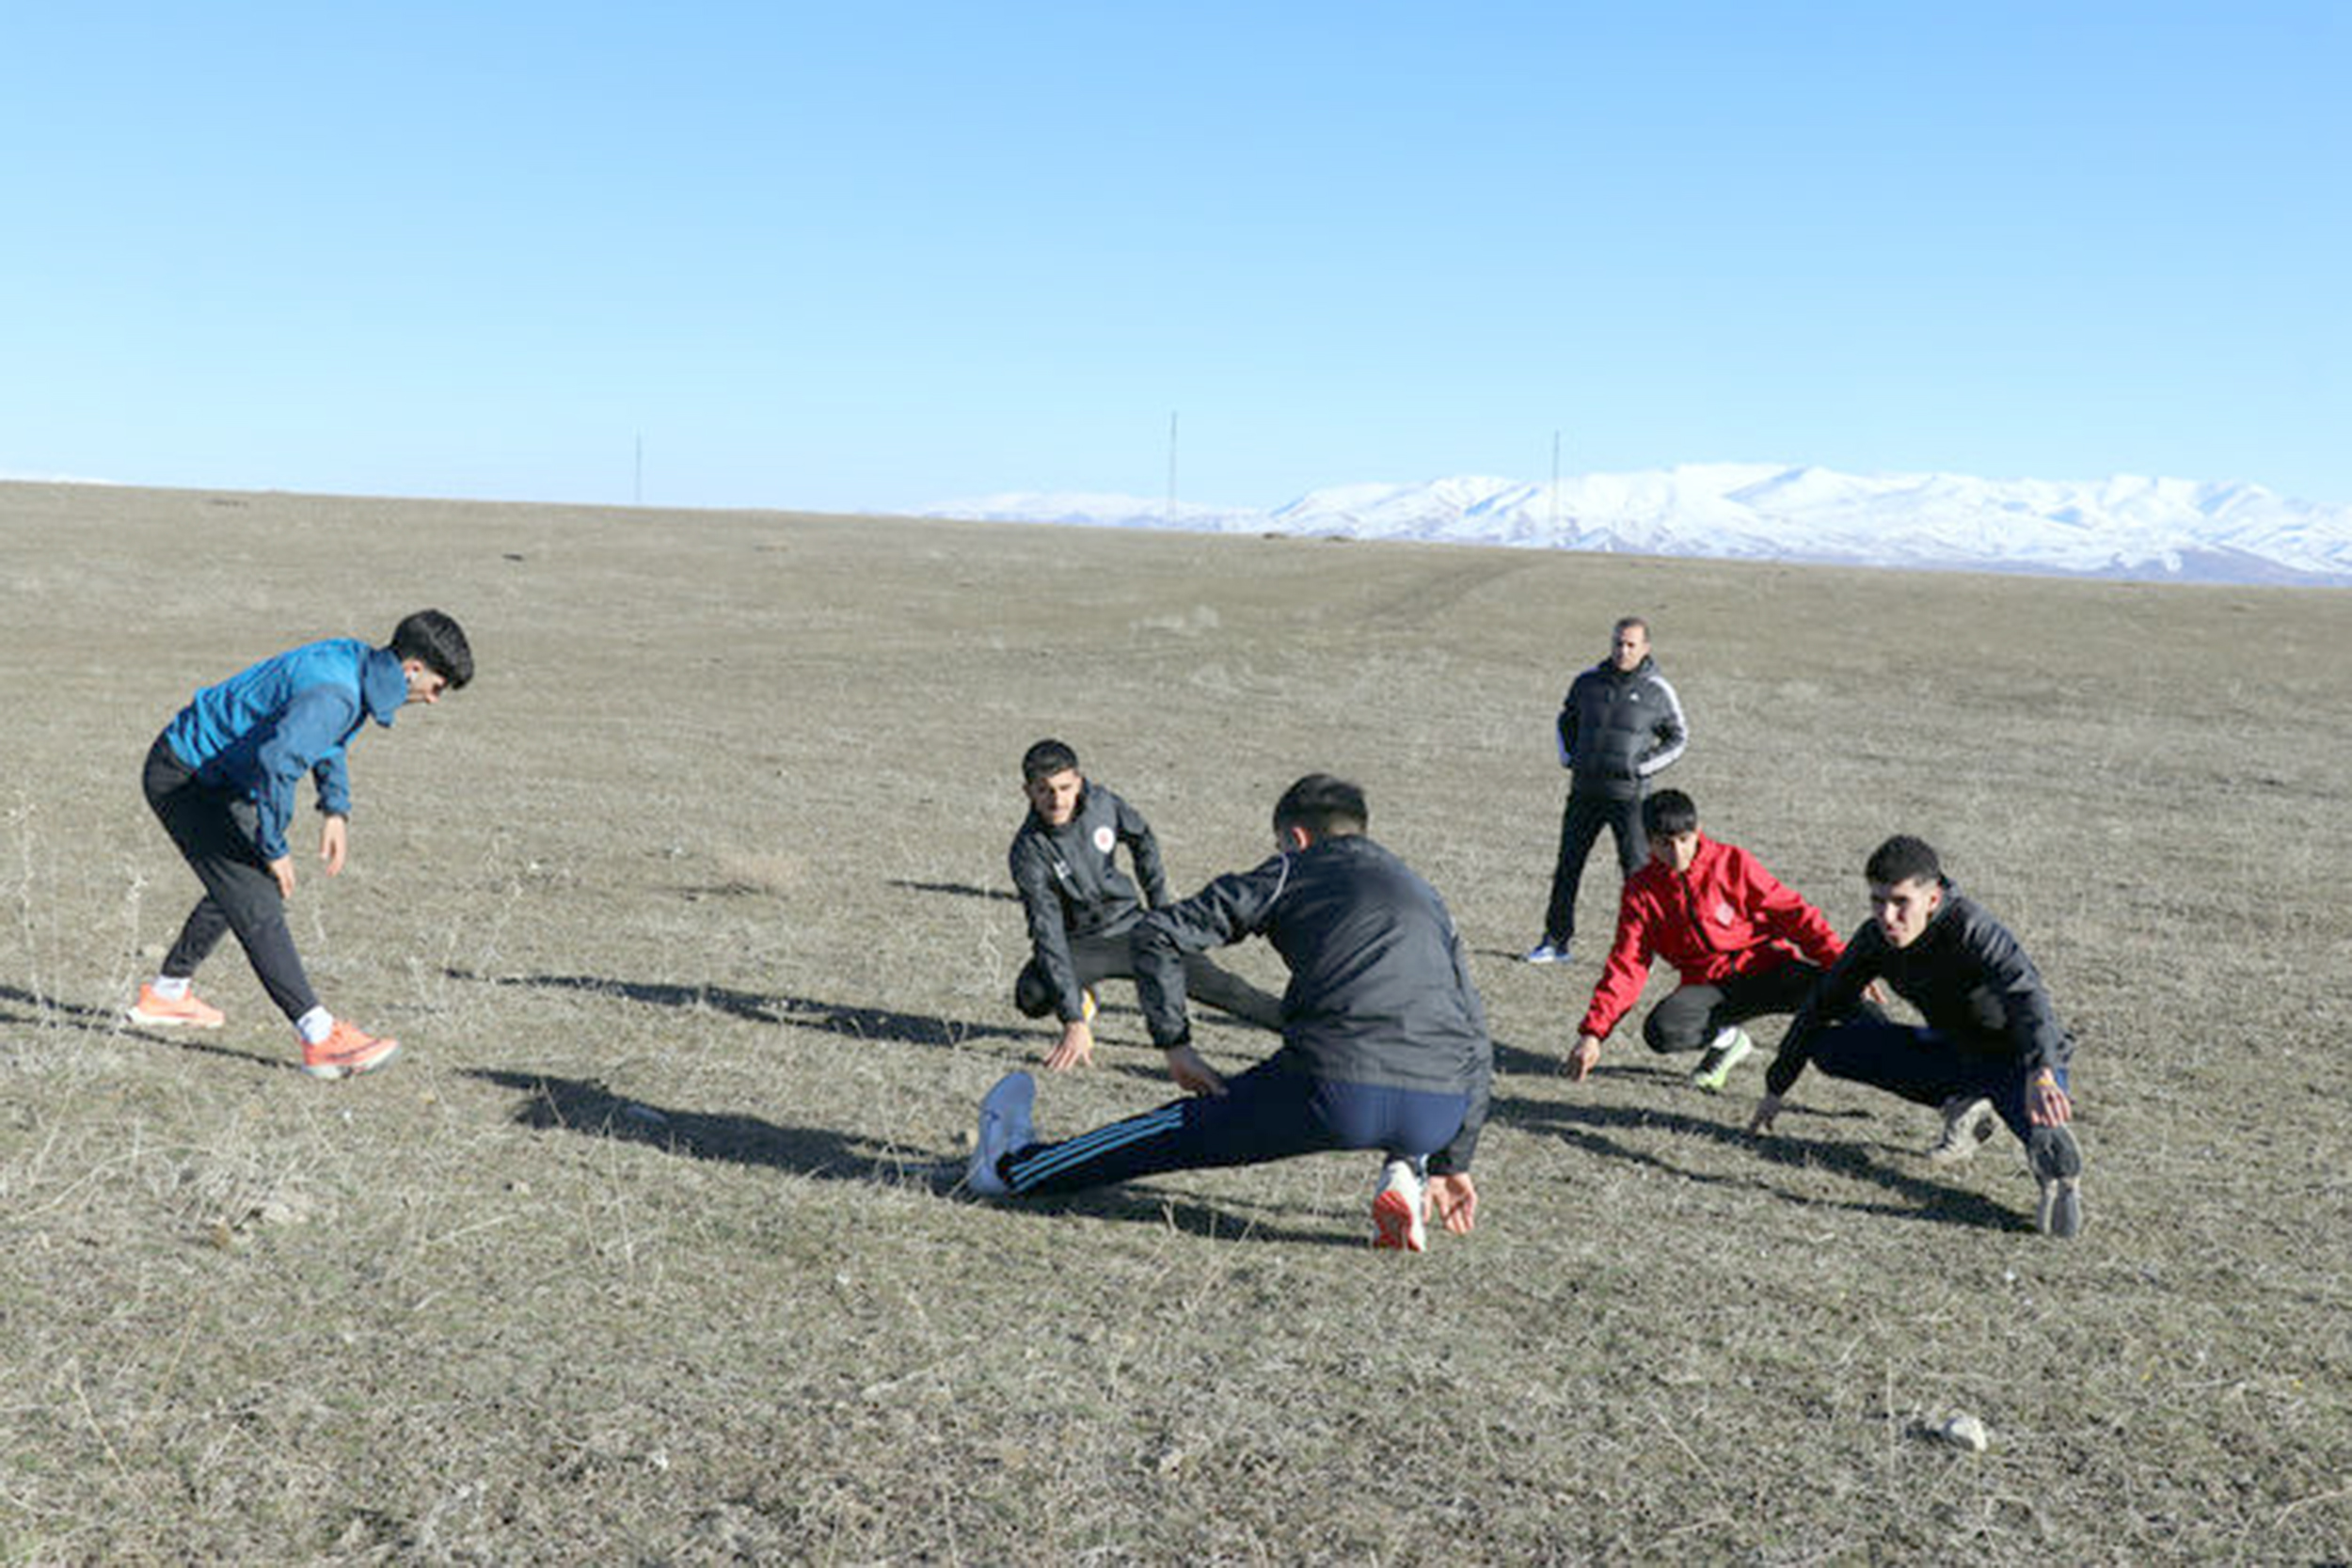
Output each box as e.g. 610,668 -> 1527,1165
128,610 -> 473,1078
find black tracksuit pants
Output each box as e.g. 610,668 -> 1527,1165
142,735 -> 319,1022
1543,789 -> 1646,946
1641,962 -> 1834,1053
1016,928 -> 1283,1031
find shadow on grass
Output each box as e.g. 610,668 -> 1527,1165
465,1069 -> 946,1184
465,1067 -> 1363,1245
1,980 -> 124,1031
0,979 -> 296,1072
1025,1183 -> 1364,1248
1491,1037 -> 1561,1078
1502,1090 -> 2030,1233
446,968 -> 1031,1048
889,878 -> 1020,905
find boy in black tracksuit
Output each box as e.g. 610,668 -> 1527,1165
1009,738 -> 1279,1071
971,774 -> 1492,1253
1748,834 -> 2086,1238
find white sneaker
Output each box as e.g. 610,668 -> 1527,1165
1927,1095 -> 1999,1164
1522,939 -> 1573,965
1689,1026 -> 1755,1092
1371,1157 -> 1428,1253
967,1071 -> 1036,1197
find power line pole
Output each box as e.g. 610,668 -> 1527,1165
1549,429 -> 1562,531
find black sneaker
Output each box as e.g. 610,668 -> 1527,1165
2028,1123 -> 2084,1239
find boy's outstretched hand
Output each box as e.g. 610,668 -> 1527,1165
1042,1020 -> 1094,1072
1165,1044 -> 1227,1097
1428,1172 -> 1478,1235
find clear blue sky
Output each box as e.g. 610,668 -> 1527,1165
6,2 -> 2344,512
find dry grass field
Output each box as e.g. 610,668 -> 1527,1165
2,479 -> 2348,1565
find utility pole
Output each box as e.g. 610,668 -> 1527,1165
1549,429 -> 1562,532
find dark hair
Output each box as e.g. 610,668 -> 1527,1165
1642,788 -> 1698,839
1272,773 -> 1367,838
1021,738 -> 1079,783
389,610 -> 472,689
1613,615 -> 1650,640
1866,834 -> 1942,888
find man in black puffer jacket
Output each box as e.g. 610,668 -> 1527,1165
1527,616 -> 1689,964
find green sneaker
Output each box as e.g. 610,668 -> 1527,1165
1690,1026 -> 1755,1093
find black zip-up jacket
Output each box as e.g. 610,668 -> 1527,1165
1765,879 -> 2074,1099
1009,783 -> 1168,1022
1130,833 -> 1494,1175
1557,655 -> 1688,801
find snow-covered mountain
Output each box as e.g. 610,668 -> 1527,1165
920,467 -> 2352,586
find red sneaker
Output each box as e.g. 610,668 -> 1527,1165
128,984 -> 225,1029
301,1020 -> 401,1080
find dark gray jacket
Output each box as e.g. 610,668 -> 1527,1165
1131,833 -> 1494,1174
1009,783 -> 1168,1022
1765,880 -> 2074,1098
1557,655 -> 1687,800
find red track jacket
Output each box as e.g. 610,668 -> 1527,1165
1579,834 -> 1844,1039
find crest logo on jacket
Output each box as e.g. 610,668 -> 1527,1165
1092,825 -> 1117,855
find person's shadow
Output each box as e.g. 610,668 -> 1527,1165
462,1067 -> 1361,1245
462,1068 -> 944,1182
886,879 -> 1020,905
4,980 -> 295,1073
444,968 -> 1033,1049
1,980 -> 124,1033
1500,1086 -> 2029,1233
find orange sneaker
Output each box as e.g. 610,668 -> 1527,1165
301,1020 -> 401,1080
1371,1158 -> 1428,1254
128,984 -> 225,1029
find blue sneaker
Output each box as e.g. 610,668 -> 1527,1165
1522,939 -> 1573,965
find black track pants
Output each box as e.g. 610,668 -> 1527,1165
142,735 -> 319,1023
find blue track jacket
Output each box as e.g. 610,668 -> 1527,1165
161,639 -> 408,863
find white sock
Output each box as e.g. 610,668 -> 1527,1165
151,975 -> 192,1001
295,1007 -> 335,1046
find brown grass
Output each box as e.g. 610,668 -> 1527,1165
1,479 -> 2347,1563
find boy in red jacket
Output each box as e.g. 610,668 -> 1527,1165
1565,789 -> 1854,1092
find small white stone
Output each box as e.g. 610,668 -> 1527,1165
1938,1414 -> 1990,1451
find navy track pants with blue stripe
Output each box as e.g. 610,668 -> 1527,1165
998,1055 -> 1470,1198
